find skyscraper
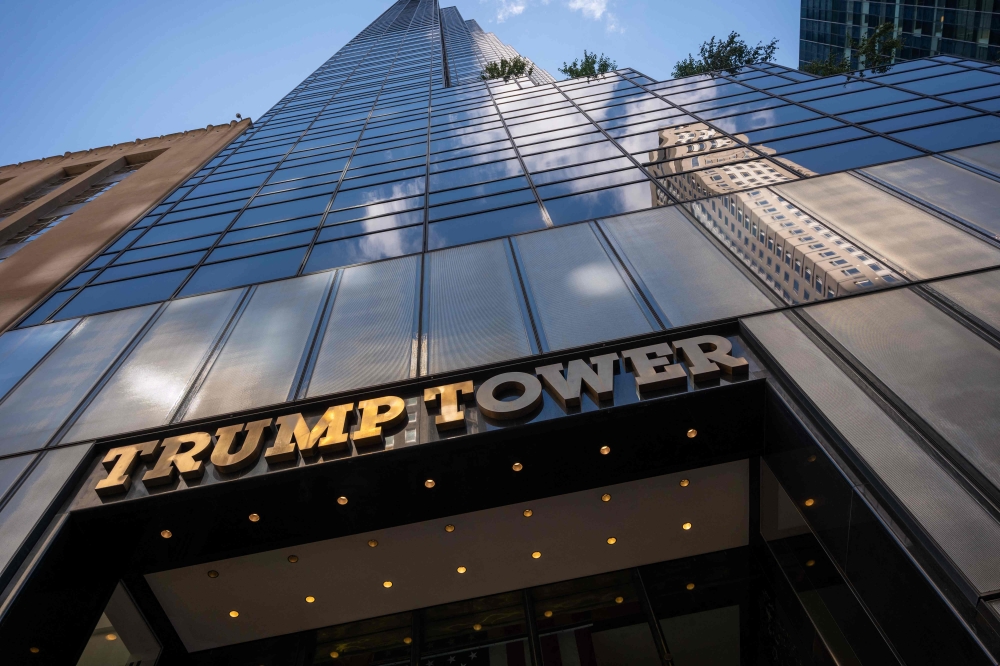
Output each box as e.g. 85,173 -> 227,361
800,0 -> 1000,69
3,1 -> 1000,663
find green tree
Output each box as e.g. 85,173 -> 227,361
802,23 -> 901,77
672,32 -> 779,78
481,56 -> 534,83
559,50 -> 617,82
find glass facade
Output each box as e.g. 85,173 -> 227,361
800,0 -> 1000,68
4,2 -> 1000,664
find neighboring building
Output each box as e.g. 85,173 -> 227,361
0,121 -> 251,332
800,0 -> 1000,69
3,1 -> 1000,664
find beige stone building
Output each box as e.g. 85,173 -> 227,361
0,120 -> 251,333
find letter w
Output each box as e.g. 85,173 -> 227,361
535,353 -> 618,408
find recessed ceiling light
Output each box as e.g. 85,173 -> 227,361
105,634 -> 117,641
403,637 -> 413,645
207,570 -> 219,579
445,524 -> 455,533
531,551 -> 541,559
686,583 -> 695,590
679,479 -> 690,487
601,493 -> 611,502
543,610 -> 553,618
523,509 -> 533,517
473,623 -> 482,631
806,559 -> 816,567
457,566 -> 467,574
512,462 -> 523,472
682,522 -> 692,530
804,498 -> 815,507
614,596 -> 624,604
600,445 -> 610,455
229,610 -> 239,618
29,647 -> 39,654
368,539 -> 378,548
425,479 -> 436,488
807,454 -> 817,462
337,496 -> 349,505
288,555 -> 299,563
607,537 -> 617,545
383,581 -> 393,588
160,529 -> 172,539
248,513 -> 260,522
330,651 -> 340,659
305,596 -> 316,603
687,428 -> 697,438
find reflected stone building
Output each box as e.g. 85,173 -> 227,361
3,2 -> 1000,664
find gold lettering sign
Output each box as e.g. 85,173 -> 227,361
94,335 -> 748,496
424,381 -> 474,431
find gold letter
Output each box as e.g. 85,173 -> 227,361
211,419 -> 272,473
621,343 -> 687,392
264,405 -> 353,463
95,441 -> 159,497
475,372 -> 543,420
672,335 -> 749,382
424,381 -> 474,431
142,432 -> 213,488
353,396 -> 406,447
535,353 -> 617,408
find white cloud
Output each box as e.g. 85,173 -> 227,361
494,0 -> 527,22
566,0 -> 623,32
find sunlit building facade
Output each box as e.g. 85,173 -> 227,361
3,1 -> 1000,664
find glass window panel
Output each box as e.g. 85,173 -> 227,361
601,207 -> 774,326
425,240 -> 532,374
259,171 -> 343,196
929,269 -> 1000,331
319,210 -> 423,241
531,157 -> 635,185
517,132 -> 607,156
93,251 -> 205,283
663,82 -> 753,105
233,194 -> 331,229
339,165 -> 426,192
429,159 -> 524,191
507,113 -> 589,138
114,236 -> 219,264
898,69 -> 1000,95
186,172 -> 269,199
947,141 -> 1000,176
710,105 -> 820,134
0,320 -> 78,401
0,454 -> 33,503
775,173 -> 1000,280
269,158 -> 348,183
429,176 -> 530,206
430,142 -> 514,165
776,137 -> 921,176
62,289 -> 241,443
863,156 -> 1000,238
18,291 -> 75,328
249,182 -> 337,207
349,143 -> 426,169
697,97 -> 787,120
514,223 -> 655,350
864,106 -> 979,133
523,142 -> 625,172
331,178 -> 425,210
0,445 -> 89,576
180,247 -> 308,297
0,306 -> 155,455
307,254 -> 418,396
543,181 -> 655,225
207,231 -> 314,263
429,189 -> 536,221
427,203 -> 547,250
943,84 -> 1000,103
325,195 -> 424,225
743,117 -> 845,144
839,98 -> 946,123
305,226 -> 423,273
135,214 -> 234,247
58,272 -> 189,320
808,289 -> 1000,494
538,169 -> 648,198
170,187 -> 256,212
889,116 -> 1000,153
184,273 -> 332,420
220,215 -> 323,245
756,126 -> 871,154
806,87 -> 917,114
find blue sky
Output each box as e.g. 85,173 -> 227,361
0,0 -> 799,166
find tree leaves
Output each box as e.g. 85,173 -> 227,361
481,56 -> 535,83
559,50 -> 617,83
672,32 -> 778,78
